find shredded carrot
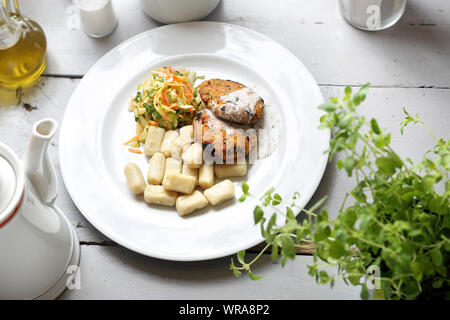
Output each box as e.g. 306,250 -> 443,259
148,120 -> 158,127
164,110 -> 168,118
170,104 -> 178,110
160,67 -> 175,78
123,135 -> 140,145
184,84 -> 194,101
185,82 -> 193,92
162,90 -> 170,106
128,148 -> 142,154
164,66 -> 175,74
166,82 -> 185,87
172,75 -> 185,82
178,114 -> 184,118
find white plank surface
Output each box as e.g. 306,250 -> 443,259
20,0 -> 450,87
58,246 -> 360,300
0,0 -> 449,300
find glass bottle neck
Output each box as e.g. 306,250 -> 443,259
0,0 -> 21,49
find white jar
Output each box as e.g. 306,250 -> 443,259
140,0 -> 221,24
74,0 -> 118,37
339,0 -> 407,31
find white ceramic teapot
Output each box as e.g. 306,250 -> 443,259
0,119 -> 80,299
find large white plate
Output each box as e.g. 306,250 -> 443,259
60,22 -> 329,261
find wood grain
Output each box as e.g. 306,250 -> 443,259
58,245 -> 359,299
18,0 -> 450,87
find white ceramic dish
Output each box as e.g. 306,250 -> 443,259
140,0 -> 221,24
59,22 -> 329,261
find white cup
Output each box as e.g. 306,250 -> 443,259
74,0 -> 118,37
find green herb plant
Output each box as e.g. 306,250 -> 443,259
231,85 -> 449,300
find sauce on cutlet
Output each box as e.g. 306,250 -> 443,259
210,87 -> 262,124
199,109 -> 248,134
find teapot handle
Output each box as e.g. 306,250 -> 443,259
23,119 -> 58,205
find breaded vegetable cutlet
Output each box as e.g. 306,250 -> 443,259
199,79 -> 264,125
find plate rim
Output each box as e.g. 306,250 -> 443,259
59,21 -> 329,261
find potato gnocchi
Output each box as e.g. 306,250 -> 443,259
204,179 -> 235,205
124,163 -> 146,195
160,130 -> 179,157
144,126 -> 165,156
176,190 -> 209,216
162,173 -> 196,194
147,152 -> 165,185
215,161 -> 247,178
144,185 -> 177,206
124,124 -> 247,216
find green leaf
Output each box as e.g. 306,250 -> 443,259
432,278 -> 444,289
230,259 -> 242,277
347,271 -> 362,286
430,248 -> 443,266
329,240 -> 346,259
248,271 -> 262,280
339,208 -> 357,228
314,224 -> 331,242
237,250 -> 246,265
318,101 -> 337,112
232,268 -> 242,277
344,156 -> 356,176
286,207 -> 295,222
271,243 -> 279,261
373,133 -> 391,148
436,265 -> 447,277
266,213 -> 277,233
353,84 -> 370,106
259,217 -> 267,238
345,86 -> 352,98
319,271 -> 330,284
370,118 -> 381,134
410,262 -> 423,282
280,256 -> 287,267
253,206 -> 264,224
281,235 -> 296,259
242,182 -> 249,194
238,194 -> 247,202
271,198 -> 281,206
360,283 -> 369,300
376,157 -> 398,176
338,113 -> 354,129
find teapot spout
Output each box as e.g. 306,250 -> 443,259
23,119 -> 58,204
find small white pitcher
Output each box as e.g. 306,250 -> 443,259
0,119 -> 80,299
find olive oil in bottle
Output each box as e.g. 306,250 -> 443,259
0,3 -> 47,89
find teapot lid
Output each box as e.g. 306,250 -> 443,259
0,155 -> 16,214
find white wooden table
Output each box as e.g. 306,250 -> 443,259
1,0 -> 449,299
